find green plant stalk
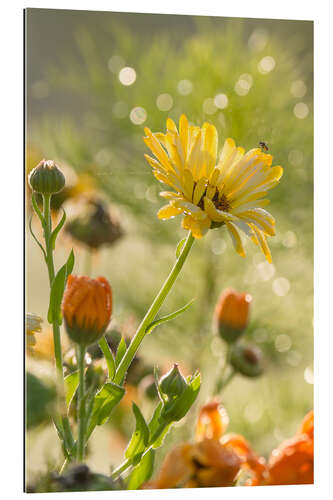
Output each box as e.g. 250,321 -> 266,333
114,231 -> 195,385
214,344 -> 232,395
42,194 -> 75,455
77,344 -> 86,462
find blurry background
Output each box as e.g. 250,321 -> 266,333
25,8 -> 313,484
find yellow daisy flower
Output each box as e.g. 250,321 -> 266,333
143,115 -> 283,262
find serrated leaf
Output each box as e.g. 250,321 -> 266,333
86,382 -> 125,439
127,449 -> 155,490
125,403 -> 149,460
64,370 -> 79,408
115,336 -> 127,367
47,249 -> 74,325
50,209 -> 66,250
176,237 -> 186,258
145,299 -> 195,335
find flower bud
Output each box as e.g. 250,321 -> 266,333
159,364 -> 187,399
230,344 -> 263,378
65,197 -> 123,250
62,275 -> 112,347
214,289 -> 252,343
28,159 -> 65,195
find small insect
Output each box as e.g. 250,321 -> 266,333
259,141 -> 269,152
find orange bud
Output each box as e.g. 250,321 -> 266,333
214,288 -> 252,343
62,275 -> 112,346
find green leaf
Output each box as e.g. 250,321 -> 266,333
64,370 -> 79,408
65,248 -> 75,276
98,336 -> 116,380
161,371 -> 201,423
86,382 -> 125,439
31,192 -> 45,228
50,208 -> 66,250
176,237 -> 186,258
29,215 -> 46,259
115,336 -> 127,367
127,449 -> 155,490
145,299 -> 195,335
125,403 -> 149,460
47,249 -> 75,325
148,403 -> 171,448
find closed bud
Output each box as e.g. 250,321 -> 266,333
28,159 -> 65,195
62,275 -> 112,347
65,197 -> 123,250
230,344 -> 264,378
214,289 -> 252,343
159,364 -> 187,399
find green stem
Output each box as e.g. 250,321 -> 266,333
214,344 -> 232,395
41,194 -> 74,455
77,344 -> 86,462
114,232 -> 195,385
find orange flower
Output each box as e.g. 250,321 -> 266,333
267,410 -> 314,485
221,433 -> 267,485
144,401 -> 265,489
214,288 -> 252,343
62,275 -> 112,346
196,400 -> 229,441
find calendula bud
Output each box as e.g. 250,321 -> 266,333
62,275 -> 112,347
65,197 -> 123,250
28,159 -> 66,195
230,344 -> 263,378
214,289 -> 252,343
159,364 -> 187,399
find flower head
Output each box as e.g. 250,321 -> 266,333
144,115 -> 283,262
62,275 -> 112,346
214,288 -> 252,343
267,410 -> 314,485
26,313 -> 43,353
144,400 -> 266,489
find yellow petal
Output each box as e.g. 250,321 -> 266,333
166,118 -> 178,133
206,185 -> 216,200
226,221 -> 246,258
204,197 -> 234,222
183,168 -> 194,201
251,225 -> 272,263
237,208 -> 276,236
182,214 -> 211,238
193,177 -> 208,205
159,191 -> 181,199
201,123 -> 218,177
157,204 -> 183,219
179,114 -> 189,158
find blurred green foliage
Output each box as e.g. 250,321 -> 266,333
26,9 -> 313,474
